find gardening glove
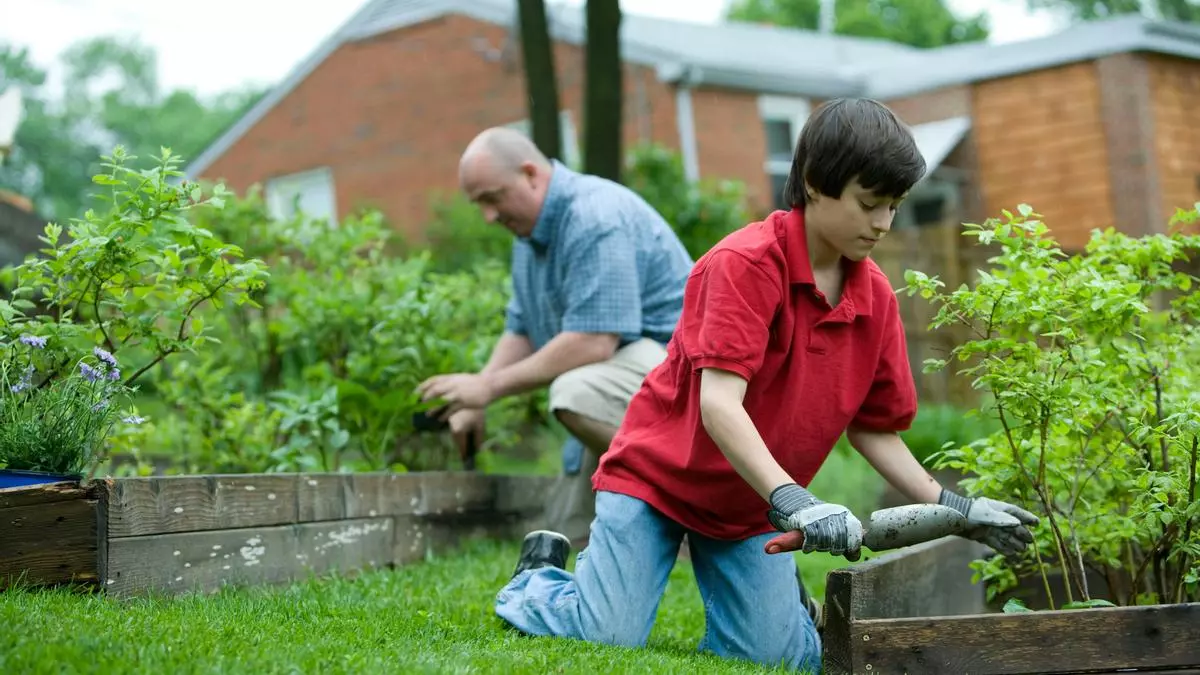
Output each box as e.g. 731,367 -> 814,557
939,488 -> 1039,557
765,483 -> 863,561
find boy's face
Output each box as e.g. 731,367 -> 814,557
805,178 -> 905,262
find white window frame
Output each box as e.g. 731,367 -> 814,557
504,110 -> 581,169
264,166 -> 338,226
758,95 -> 811,177
894,170 -> 962,229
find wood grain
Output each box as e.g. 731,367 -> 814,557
0,497 -> 100,588
0,480 -> 98,508
106,475 -> 299,537
105,517 -> 394,596
849,602 -> 1200,675
824,536 -> 992,674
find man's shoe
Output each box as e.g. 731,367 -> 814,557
796,568 -> 825,633
512,530 -> 572,579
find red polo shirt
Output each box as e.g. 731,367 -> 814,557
592,208 -> 918,541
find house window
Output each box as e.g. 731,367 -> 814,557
504,110 -> 581,169
265,166 -> 338,226
894,174 -> 960,229
758,96 -> 810,211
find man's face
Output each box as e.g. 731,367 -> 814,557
459,155 -> 548,238
805,177 -> 906,262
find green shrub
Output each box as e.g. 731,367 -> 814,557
624,143 -> 750,260
901,402 -> 1000,467
905,202 -> 1200,609
118,189 -> 545,475
0,147 -> 267,477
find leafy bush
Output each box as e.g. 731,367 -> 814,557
624,143 -> 750,260
118,188 -> 545,475
901,402 -> 1000,467
0,147 -> 266,477
905,203 -> 1200,609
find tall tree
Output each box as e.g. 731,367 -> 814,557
726,0 -> 990,48
1023,0 -> 1199,22
583,0 -> 623,182
516,0 -> 563,161
0,37 -> 262,220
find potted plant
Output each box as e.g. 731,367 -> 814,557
1,337 -> 143,488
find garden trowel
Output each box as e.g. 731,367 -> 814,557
764,503 -> 969,556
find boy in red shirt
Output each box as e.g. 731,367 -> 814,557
494,98 -> 1038,672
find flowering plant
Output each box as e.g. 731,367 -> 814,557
0,336 -> 144,476
0,146 -> 267,479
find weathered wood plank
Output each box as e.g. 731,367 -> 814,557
0,497 -> 100,588
847,602 -> 1200,675
105,517 -> 394,596
0,480 -> 96,508
824,536 -> 991,674
106,475 -> 299,537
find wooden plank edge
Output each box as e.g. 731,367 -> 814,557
844,602 -> 1200,675
101,472 -> 554,538
0,479 -> 101,508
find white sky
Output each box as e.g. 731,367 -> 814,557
1,0 -> 1067,98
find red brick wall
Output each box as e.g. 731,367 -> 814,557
970,62 -> 1113,251
687,87 -> 775,214
1149,54 -> 1200,233
198,14 -> 679,241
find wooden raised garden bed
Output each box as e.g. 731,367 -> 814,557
1,472 -> 553,596
822,536 -> 1200,675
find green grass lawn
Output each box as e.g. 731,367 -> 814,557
0,537 -> 849,674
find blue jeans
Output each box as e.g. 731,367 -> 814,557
495,491 -> 823,673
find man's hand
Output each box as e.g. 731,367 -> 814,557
416,373 -> 496,416
766,483 -> 864,561
939,489 -> 1039,557
448,408 -> 485,457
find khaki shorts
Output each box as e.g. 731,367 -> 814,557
546,337 -> 669,428
541,337 -> 668,543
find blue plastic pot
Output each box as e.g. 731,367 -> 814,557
0,469 -> 82,489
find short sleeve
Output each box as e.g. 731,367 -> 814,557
504,295 -> 527,336
679,250 -> 782,382
560,227 -> 642,337
851,296 -> 918,432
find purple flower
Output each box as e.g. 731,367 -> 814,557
109,368 -> 121,381
122,414 -> 146,425
20,335 -> 47,349
79,362 -> 103,382
9,365 -> 33,393
93,399 -> 109,411
93,347 -> 118,368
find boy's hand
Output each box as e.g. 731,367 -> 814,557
939,489 -> 1039,556
766,483 -> 863,561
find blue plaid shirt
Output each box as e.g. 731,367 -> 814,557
505,161 -> 693,351
504,161 -> 694,474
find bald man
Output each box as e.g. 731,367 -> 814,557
418,128 -> 694,544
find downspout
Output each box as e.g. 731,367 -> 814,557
673,65 -> 701,182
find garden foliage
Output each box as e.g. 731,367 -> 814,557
0,147 -> 265,476
906,203 -> 1200,608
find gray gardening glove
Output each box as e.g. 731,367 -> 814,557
939,489 -> 1039,557
767,483 -> 864,561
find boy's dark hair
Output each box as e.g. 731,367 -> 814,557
782,98 -> 927,208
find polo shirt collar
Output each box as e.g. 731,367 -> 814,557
781,208 -> 874,320
526,160 -> 572,251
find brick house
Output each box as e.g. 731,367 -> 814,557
184,0 -> 1200,251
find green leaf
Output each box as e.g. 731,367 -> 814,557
1002,598 -> 1034,613
1061,599 -> 1116,610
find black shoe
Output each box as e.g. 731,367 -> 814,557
512,530 -> 571,579
796,568 -> 825,633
